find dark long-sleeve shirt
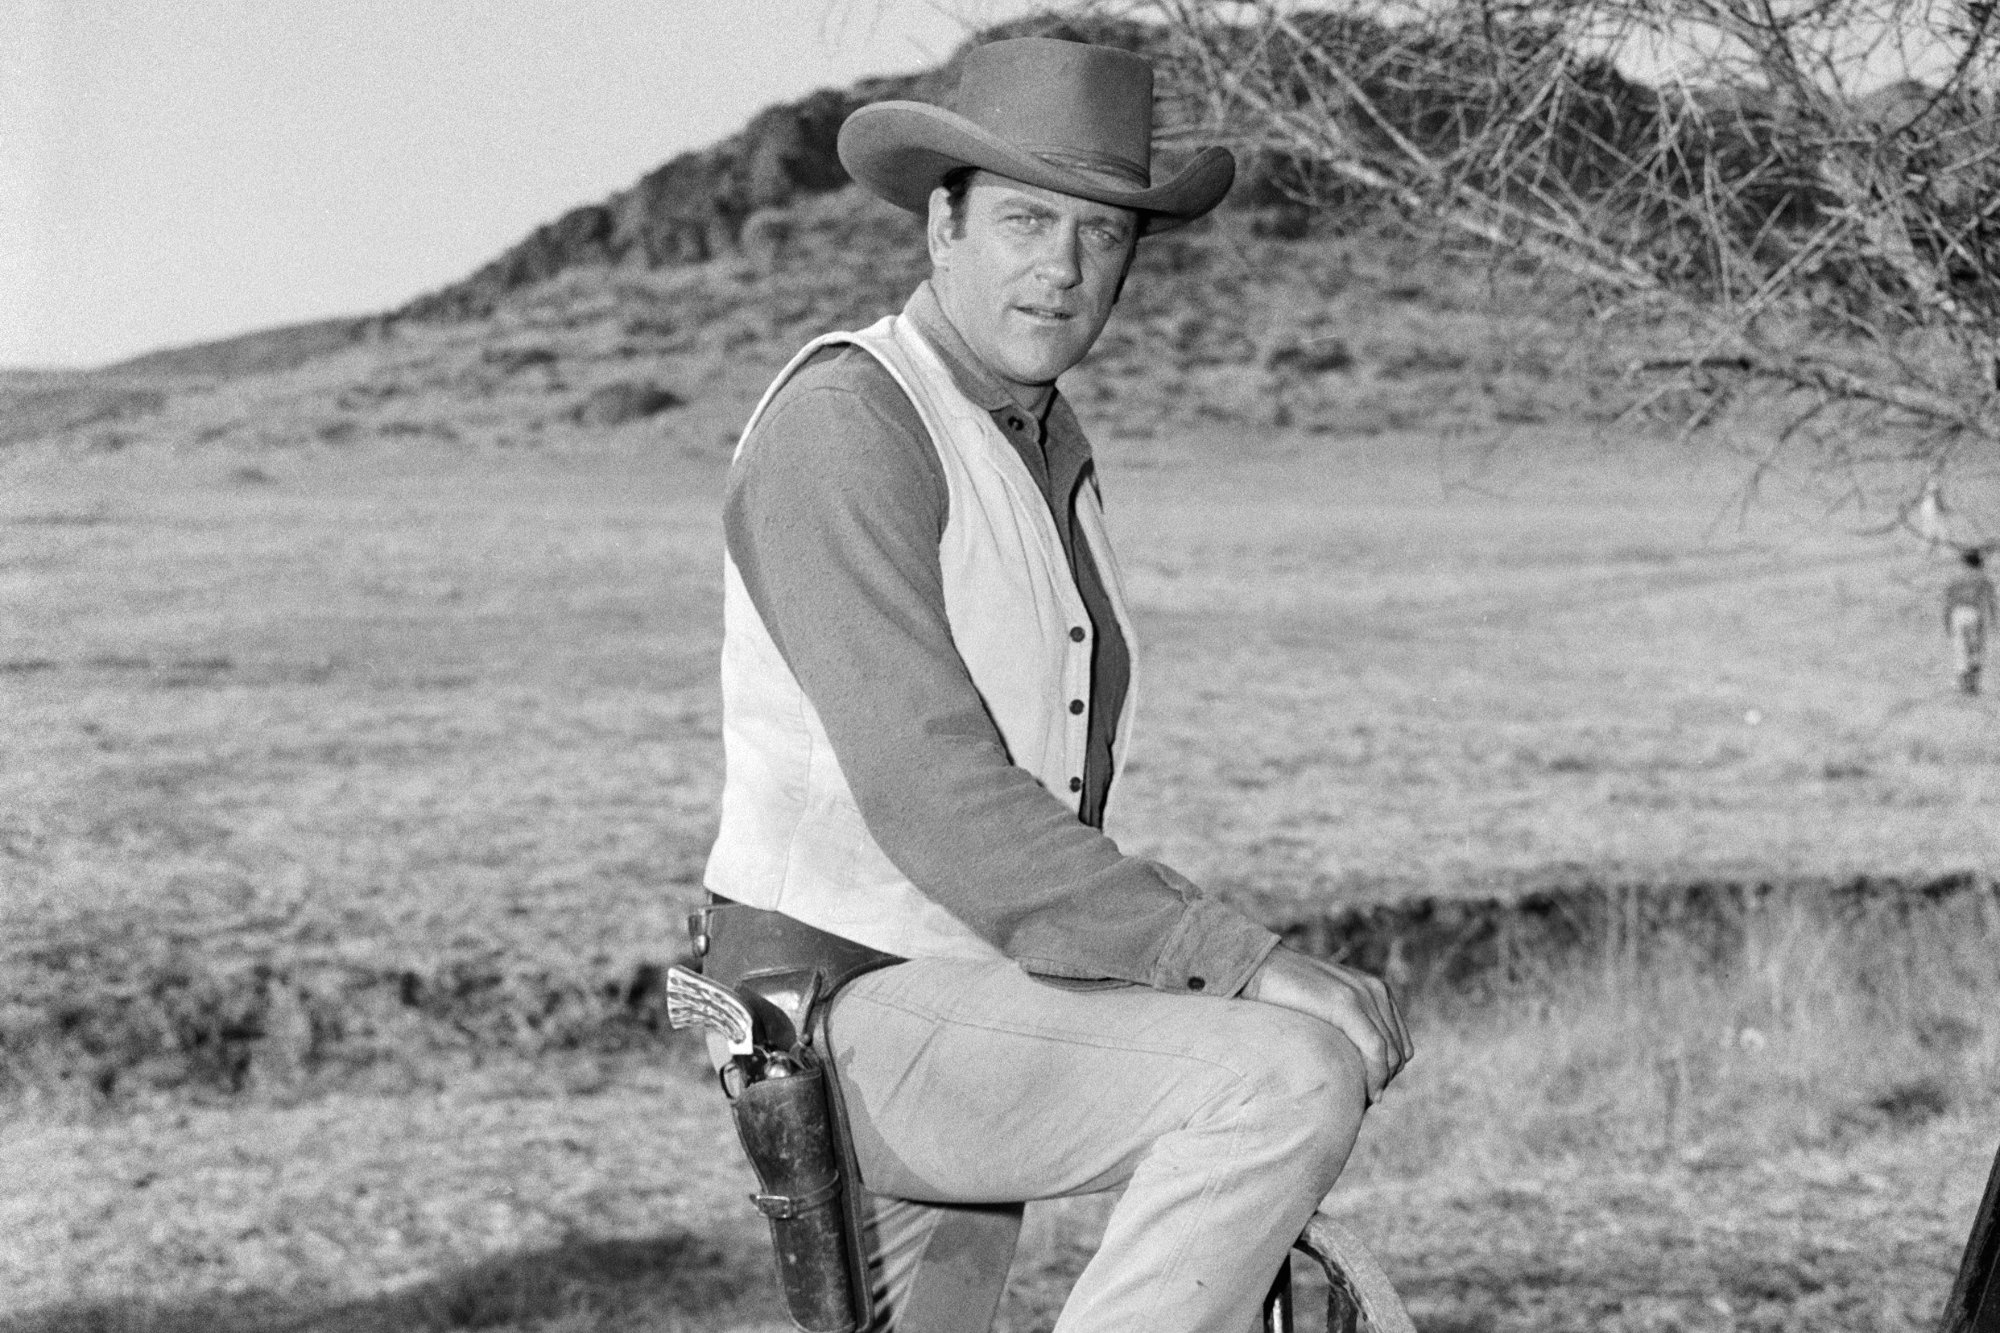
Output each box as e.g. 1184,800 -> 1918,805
721,283 -> 1277,994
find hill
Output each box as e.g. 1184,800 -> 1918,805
0,195 -> 1611,460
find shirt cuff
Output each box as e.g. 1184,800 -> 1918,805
1145,865 -> 1282,997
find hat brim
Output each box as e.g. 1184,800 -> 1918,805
838,101 -> 1234,236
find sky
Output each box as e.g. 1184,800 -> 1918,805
0,0 -> 1038,370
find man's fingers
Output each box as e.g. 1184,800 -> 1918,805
1328,990 -> 1393,1104
1390,995 -> 1415,1067
1335,1014 -> 1389,1105
1363,977 -> 1409,1068
1339,963 -> 1413,1073
1370,976 -> 1412,1061
1373,981 -> 1412,1068
1334,966 -> 1407,1077
1351,986 -> 1410,1093
1356,1035 -> 1390,1105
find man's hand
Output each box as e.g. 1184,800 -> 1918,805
1243,946 -> 1413,1104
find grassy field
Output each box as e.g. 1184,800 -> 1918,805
4,325 -> 1999,1329
6,407 -> 1994,951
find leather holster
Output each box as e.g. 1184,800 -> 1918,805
691,897 -> 901,1333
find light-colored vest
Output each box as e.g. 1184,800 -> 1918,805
703,313 -> 1140,960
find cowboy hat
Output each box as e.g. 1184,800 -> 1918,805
837,36 -> 1234,234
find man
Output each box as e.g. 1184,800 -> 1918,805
703,36 -> 1412,1332
1946,548 -> 1999,695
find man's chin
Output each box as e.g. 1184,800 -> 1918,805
997,343 -> 1089,387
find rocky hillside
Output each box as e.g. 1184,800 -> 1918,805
396,81 -> 894,324
396,14 -> 1145,323
393,10 -> 1335,326
386,12 -> 1328,324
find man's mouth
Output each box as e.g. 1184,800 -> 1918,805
1015,304 -> 1073,323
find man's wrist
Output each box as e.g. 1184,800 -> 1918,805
1240,941 -> 1299,1002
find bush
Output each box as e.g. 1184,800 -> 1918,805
570,381 -> 685,427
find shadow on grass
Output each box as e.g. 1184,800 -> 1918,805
4,1232 -> 785,1333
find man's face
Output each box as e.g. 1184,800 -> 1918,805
927,172 -> 1138,394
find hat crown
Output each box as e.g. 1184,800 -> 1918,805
833,36 -> 1231,231
950,38 -> 1154,188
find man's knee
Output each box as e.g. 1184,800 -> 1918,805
1210,1005 -> 1368,1167
1262,1008 -> 1368,1112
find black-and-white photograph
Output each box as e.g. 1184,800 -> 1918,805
4,2 -> 1998,1330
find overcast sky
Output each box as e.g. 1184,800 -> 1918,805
1,0 -> 1036,370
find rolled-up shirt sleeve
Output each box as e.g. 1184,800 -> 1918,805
723,352 -> 1278,995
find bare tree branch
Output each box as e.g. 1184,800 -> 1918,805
1110,0 -> 2000,540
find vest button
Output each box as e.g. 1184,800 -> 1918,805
1068,777 -> 1083,792
1069,699 -> 1084,715
1069,626 -> 1086,642
1187,976 -> 1206,992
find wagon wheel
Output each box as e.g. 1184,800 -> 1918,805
1265,1212 -> 1416,1333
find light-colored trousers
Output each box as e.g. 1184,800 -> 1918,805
824,958 -> 1367,1333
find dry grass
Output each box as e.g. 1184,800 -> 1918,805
1102,424 -> 2000,908
0,1061 -> 791,1333
1372,890 -> 2000,1176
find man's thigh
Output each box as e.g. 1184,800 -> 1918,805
826,957 -> 1328,1204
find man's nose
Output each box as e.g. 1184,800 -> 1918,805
1033,226 -> 1083,288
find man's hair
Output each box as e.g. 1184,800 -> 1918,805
941,166 -> 979,237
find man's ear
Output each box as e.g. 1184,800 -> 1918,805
925,186 -> 956,269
